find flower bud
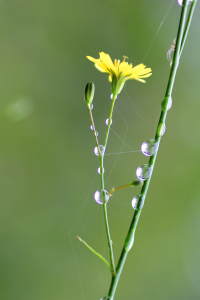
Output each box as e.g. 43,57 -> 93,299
84,82 -> 95,106
130,179 -> 143,187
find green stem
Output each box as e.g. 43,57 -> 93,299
100,147 -> 115,273
88,107 -> 101,155
107,0 -> 195,298
98,94 -> 118,273
104,95 -> 116,150
77,236 -> 112,270
180,0 -> 197,57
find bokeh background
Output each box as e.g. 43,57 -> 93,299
0,0 -> 200,299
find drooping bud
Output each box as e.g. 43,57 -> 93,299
84,82 -> 95,106
130,179 -> 143,187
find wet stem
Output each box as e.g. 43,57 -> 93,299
85,1 -> 196,299
100,95 -> 117,274
105,0 -> 197,299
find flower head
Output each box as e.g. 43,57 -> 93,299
87,52 -> 152,96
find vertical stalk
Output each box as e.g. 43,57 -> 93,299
100,154 -> 115,273
107,0 -> 196,298
100,94 -> 117,273
104,95 -> 117,150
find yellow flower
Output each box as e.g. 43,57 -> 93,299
87,52 -> 152,96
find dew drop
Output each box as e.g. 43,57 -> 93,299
94,190 -> 109,204
94,131 -> 98,136
161,96 -> 172,112
94,146 -> 99,156
177,0 -> 192,5
136,164 -> 152,181
90,125 -> 93,130
105,118 -> 112,126
157,123 -> 166,137
132,195 -> 144,210
141,139 -> 158,157
94,190 -> 103,204
94,145 -> 105,156
110,94 -> 117,100
97,167 -> 105,174
99,145 -> 105,156
89,103 -> 93,110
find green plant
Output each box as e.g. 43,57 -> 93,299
79,1 -> 197,299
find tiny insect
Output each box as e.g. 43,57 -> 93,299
167,38 -> 176,64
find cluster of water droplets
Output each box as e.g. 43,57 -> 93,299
94,145 -> 105,156
94,189 -> 109,205
90,125 -> 98,136
131,195 -> 144,210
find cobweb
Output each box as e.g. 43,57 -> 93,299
69,1 -> 175,299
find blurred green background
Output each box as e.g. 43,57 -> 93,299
0,0 -> 200,299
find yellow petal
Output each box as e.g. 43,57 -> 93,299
86,56 -> 98,63
94,62 -> 108,73
136,73 -> 152,78
133,78 -> 146,83
126,64 -> 152,78
99,52 -> 117,74
87,55 -> 109,73
119,61 -> 132,73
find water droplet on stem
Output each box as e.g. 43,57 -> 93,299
136,164 -> 152,181
94,190 -> 102,204
94,145 -> 105,156
157,123 -> 166,137
105,118 -> 112,126
132,195 -> 144,210
94,190 -> 109,204
141,139 -> 158,156
110,94 -> 117,100
161,96 -> 172,112
97,167 -> 105,174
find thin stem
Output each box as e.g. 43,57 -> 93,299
88,107 -> 101,155
99,94 -> 119,273
108,183 -> 131,197
107,0 -> 195,298
180,0 -> 197,57
100,154 -> 115,273
77,236 -> 112,270
104,95 -> 116,150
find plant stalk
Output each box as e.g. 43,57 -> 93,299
107,0 -> 195,298
100,95 -> 117,273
